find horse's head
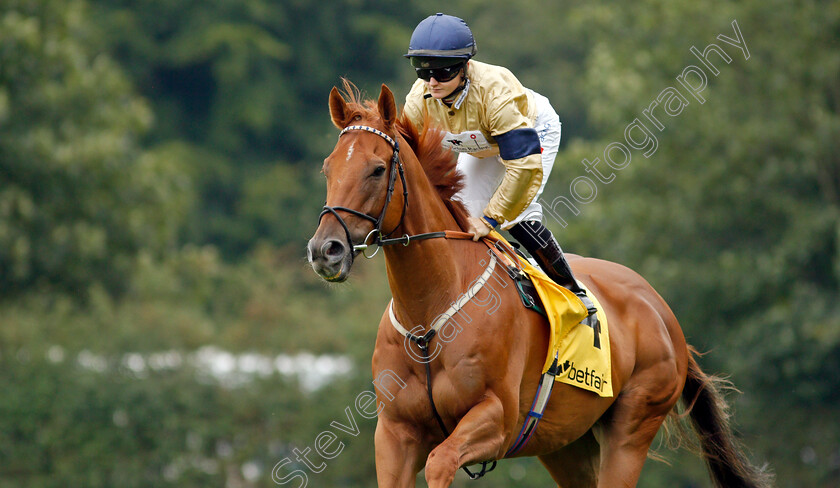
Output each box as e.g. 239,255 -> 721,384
307,83 -> 404,282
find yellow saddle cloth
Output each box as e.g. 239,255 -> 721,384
490,232 -> 614,398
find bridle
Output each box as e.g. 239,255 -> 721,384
319,124 -> 460,259
318,125 -> 408,260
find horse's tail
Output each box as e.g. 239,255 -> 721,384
681,347 -> 773,488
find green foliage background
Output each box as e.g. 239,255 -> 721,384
1,0 -> 837,486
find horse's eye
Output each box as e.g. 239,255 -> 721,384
353,115 -> 362,121
371,166 -> 386,178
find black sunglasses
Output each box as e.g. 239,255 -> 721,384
415,63 -> 463,82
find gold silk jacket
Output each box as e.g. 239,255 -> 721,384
403,60 -> 544,225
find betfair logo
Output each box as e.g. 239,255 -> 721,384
564,361 -> 607,392
558,360 -> 571,374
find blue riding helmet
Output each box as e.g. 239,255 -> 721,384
405,13 -> 476,69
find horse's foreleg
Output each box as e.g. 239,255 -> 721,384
375,417 -> 426,488
424,394 -> 506,488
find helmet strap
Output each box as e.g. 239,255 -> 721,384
442,65 -> 468,106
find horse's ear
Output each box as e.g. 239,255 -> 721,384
378,84 -> 397,129
329,86 -> 347,129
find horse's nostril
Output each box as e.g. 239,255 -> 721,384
322,240 -> 346,258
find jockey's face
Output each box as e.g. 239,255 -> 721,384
425,68 -> 464,100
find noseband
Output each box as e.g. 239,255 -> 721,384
319,125 -> 408,259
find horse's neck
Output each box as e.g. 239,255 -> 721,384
383,156 -> 472,326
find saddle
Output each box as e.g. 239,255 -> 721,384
503,243 -> 549,315
484,233 -> 612,391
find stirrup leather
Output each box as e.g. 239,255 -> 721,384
576,288 -> 598,317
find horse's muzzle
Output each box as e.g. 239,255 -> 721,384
307,236 -> 352,282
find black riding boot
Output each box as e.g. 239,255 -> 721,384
508,220 -> 597,316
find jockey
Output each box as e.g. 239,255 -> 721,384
403,13 -> 595,313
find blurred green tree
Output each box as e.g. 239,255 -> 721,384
0,0 -> 189,299
90,0 -> 431,257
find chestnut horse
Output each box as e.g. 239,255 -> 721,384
307,82 -> 770,488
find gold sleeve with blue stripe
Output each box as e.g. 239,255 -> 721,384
484,129 -> 544,225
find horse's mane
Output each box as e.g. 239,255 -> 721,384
396,113 -> 472,231
335,80 -> 471,231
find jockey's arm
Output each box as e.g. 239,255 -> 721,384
483,128 -> 544,225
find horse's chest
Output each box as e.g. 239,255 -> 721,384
436,357 -> 487,400
396,356 -> 489,423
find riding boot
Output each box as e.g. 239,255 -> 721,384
508,220 -> 597,316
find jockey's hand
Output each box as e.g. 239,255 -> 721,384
467,216 -> 493,242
